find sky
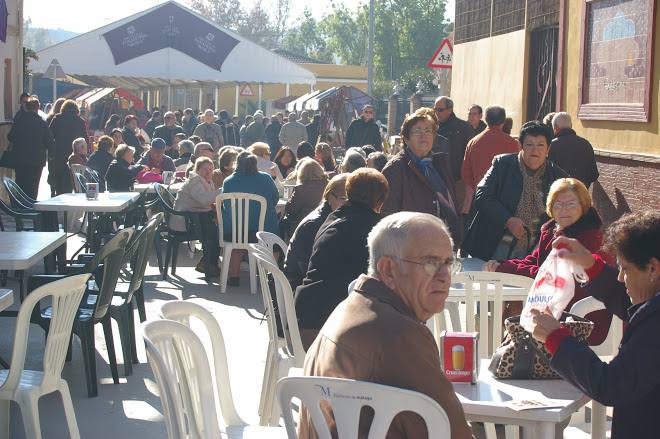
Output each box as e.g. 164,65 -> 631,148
24,0 -> 455,33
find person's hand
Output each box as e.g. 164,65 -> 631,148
552,236 -> 596,269
506,217 -> 526,240
530,307 -> 561,343
483,260 -> 500,272
152,167 -> 162,174
141,165 -> 150,171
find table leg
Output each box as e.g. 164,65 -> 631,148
522,422 -> 555,439
591,402 -> 607,439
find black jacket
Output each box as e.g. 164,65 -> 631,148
462,153 -> 567,260
345,118 -> 382,150
295,202 -> 380,330
217,120 -> 240,146
284,202 -> 333,289
87,150 -> 114,183
49,111 -> 87,166
265,120 -> 283,158
549,128 -> 599,188
437,113 -> 473,183
152,124 -> 183,147
105,159 -> 141,192
551,265 -> 660,438
7,111 -> 54,167
122,126 -> 143,156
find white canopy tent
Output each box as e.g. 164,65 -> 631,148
31,1 -> 316,110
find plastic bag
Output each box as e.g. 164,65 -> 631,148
520,248 -> 589,333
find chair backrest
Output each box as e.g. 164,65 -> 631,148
252,251 -> 305,364
73,172 -> 88,194
445,271 -> 533,358
0,274 -> 91,391
121,213 -> 163,300
250,243 -> 284,349
570,297 -> 623,356
3,176 -> 35,208
216,193 -> 267,246
256,231 -> 288,256
160,300 -> 246,428
277,376 -> 451,439
87,228 -> 133,320
142,319 -> 222,439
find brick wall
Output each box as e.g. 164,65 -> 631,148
591,150 -> 660,226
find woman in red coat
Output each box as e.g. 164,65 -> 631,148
484,178 -> 611,344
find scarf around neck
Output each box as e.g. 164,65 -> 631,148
514,151 -> 547,250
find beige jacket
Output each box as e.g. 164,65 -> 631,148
169,173 -> 219,232
299,275 -> 473,439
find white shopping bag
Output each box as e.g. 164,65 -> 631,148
520,248 -> 589,333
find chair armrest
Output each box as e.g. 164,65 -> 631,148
28,274 -> 68,292
569,296 -> 606,317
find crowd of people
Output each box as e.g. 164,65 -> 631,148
6,90 -> 657,439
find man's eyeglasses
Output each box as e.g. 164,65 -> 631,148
395,256 -> 462,276
434,107 -> 448,113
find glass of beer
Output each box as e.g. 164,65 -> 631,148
452,345 -> 465,370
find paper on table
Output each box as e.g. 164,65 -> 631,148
506,398 -> 565,411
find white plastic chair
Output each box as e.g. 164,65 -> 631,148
256,231 -> 288,258
142,317 -> 285,439
277,376 -> 451,439
432,271 -> 534,359
216,193 -> 267,294
568,297 -> 622,439
252,250 -> 305,426
0,274 -> 91,439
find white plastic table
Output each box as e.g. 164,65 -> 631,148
133,182 -> 184,194
454,360 -> 590,439
0,289 -> 13,312
0,232 -> 66,300
33,192 -> 140,214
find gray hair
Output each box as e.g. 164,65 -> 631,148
552,112 -> 572,130
342,150 -> 367,173
114,144 -> 135,160
485,106 -> 506,126
72,137 -> 87,153
435,96 -> 454,109
367,212 -> 453,277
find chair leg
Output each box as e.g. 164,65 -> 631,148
101,319 -> 120,385
258,341 -> 276,424
171,241 -> 179,276
59,383 -> 81,439
17,392 -> 42,439
127,301 -> 139,364
153,234 -> 164,274
134,286 -> 147,323
248,252 -> 257,295
77,325 -> 99,398
114,305 -> 134,376
0,400 -> 10,438
163,241 -> 173,280
219,246 -> 231,294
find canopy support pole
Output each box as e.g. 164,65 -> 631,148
199,86 -> 204,110
183,87 -> 188,108
167,83 -> 172,108
310,84 -> 314,93
234,84 -> 239,115
258,83 -> 263,111
285,83 -> 290,97
214,85 -> 219,112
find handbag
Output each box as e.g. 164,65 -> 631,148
488,313 -> 593,379
491,226 -> 532,261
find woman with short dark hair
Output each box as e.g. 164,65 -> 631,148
295,168 -> 389,349
530,210 -> 660,438
88,135 -> 115,187
105,145 -> 143,192
220,151 -> 280,286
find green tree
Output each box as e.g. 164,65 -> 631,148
282,8 -> 332,62
23,18 -> 53,51
318,4 -> 368,65
189,0 -> 245,32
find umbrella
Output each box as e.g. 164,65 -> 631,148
0,0 -> 7,43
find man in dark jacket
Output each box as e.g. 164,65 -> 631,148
7,97 -> 54,199
549,112 -> 599,188
467,104 -> 487,137
121,115 -> 144,157
144,111 -> 162,138
215,110 -> 240,146
294,168 -> 389,349
152,111 -> 183,150
345,104 -> 382,150
434,96 -> 474,213
48,99 -> 88,195
265,115 -> 282,159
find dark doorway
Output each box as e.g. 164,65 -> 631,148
527,26 -> 559,121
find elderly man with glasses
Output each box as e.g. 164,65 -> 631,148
345,104 -> 383,150
299,211 -> 473,439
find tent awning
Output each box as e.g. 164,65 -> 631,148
287,90 -> 322,112
32,1 -> 316,85
81,88 -> 115,106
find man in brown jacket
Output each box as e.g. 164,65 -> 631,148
299,212 -> 473,439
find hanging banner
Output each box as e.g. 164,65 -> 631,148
102,2 -> 239,71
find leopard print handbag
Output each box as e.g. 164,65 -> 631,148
488,313 -> 594,379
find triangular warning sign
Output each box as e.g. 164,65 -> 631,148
239,83 -> 254,96
428,38 -> 453,69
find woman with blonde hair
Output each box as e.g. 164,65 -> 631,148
282,157 -> 328,236
315,142 -> 336,173
248,141 -> 280,179
484,177 -> 611,344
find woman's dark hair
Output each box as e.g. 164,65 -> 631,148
218,147 -> 239,172
296,141 -> 314,159
346,168 -> 389,210
519,120 -> 552,146
274,146 -> 297,175
368,152 -> 389,172
60,99 -> 80,115
97,135 -> 114,152
105,114 -> 120,130
235,151 -> 258,175
605,211 -> 660,269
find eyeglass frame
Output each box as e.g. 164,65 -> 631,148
551,200 -> 581,211
393,256 -> 462,276
409,127 -> 435,136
